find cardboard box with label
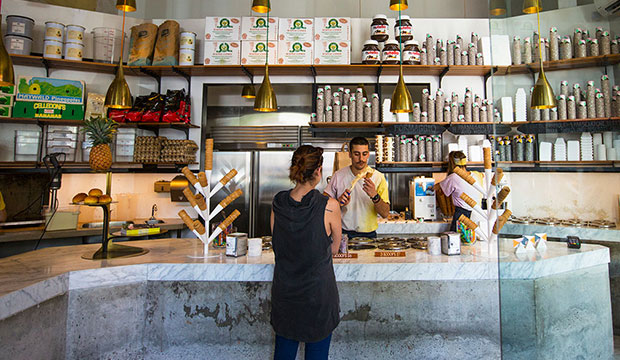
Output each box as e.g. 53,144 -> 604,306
313,41 -> 350,65
314,17 -> 350,41
241,41 -> 278,65
278,41 -> 313,65
204,17 -> 241,41
204,41 -> 241,65
14,76 -> 84,120
241,17 -> 278,41
278,18 -> 314,41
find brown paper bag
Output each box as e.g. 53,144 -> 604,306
152,20 -> 180,66
333,142 -> 351,174
128,23 -> 158,66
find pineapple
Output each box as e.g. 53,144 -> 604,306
83,116 -> 117,171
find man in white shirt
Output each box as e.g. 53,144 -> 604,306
324,137 -> 390,239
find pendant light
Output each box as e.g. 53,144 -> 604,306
254,9 -> 277,112
241,84 -> 256,99
252,0 -> 271,13
0,19 -> 15,86
105,0 -> 135,109
529,0 -> 556,109
522,0 -> 542,14
490,0 -> 507,16
390,4 -> 413,113
389,0 -> 408,11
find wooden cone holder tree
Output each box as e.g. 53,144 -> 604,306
178,139 -> 242,257
453,147 -> 512,253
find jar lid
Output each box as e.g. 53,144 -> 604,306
384,40 -> 399,46
405,40 -> 419,46
373,14 -> 387,20
4,34 -> 33,40
399,15 -> 411,20
364,40 -> 379,46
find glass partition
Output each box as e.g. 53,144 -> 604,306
490,2 -> 619,358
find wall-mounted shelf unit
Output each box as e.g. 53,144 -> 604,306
376,160 -> 620,173
515,118 -> 620,134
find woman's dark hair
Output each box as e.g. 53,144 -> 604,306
289,145 -> 324,183
447,151 -> 467,175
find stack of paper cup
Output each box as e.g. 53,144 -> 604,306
179,31 -> 196,66
64,24 -> 85,61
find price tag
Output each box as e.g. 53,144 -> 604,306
374,251 -> 406,257
333,253 -> 358,259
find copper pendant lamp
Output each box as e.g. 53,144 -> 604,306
390,3 -> 413,113
253,8 -> 277,112
242,84 -> 256,99
490,0 -> 507,16
252,0 -> 271,13
529,0 -> 556,109
389,0 -> 408,11
0,19 -> 15,86
105,0 -> 135,109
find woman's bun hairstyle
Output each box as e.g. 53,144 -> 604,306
289,145 -> 324,183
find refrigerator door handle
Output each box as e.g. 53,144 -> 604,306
249,151 -> 259,238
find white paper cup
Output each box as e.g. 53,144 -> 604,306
427,236 -> 441,255
248,238 -> 262,257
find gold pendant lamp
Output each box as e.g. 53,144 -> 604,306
390,6 -> 413,113
523,0 -> 542,14
490,0 -> 507,16
241,84 -> 256,99
105,0 -> 136,109
254,9 -> 277,112
529,0 -> 556,109
390,0 -> 408,11
0,19 -> 15,86
252,0 -> 271,13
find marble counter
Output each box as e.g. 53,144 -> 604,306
377,220 -> 620,242
0,237 -> 610,322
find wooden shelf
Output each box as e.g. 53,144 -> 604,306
383,122 -> 449,136
0,117 -> 198,129
501,54 -> 620,75
516,117 -> 620,134
310,122 -> 382,128
447,122 -> 511,135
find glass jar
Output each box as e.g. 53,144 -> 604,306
362,40 -> 381,64
394,15 -> 413,43
382,40 -> 400,65
371,14 -> 389,42
403,40 -> 421,65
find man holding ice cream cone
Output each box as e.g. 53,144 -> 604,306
324,137 -> 390,239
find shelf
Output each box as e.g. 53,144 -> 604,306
383,122 -> 448,135
516,117 -> 620,134
447,122 -> 512,135
0,117 -> 198,130
310,122 -> 382,128
0,161 -> 194,174
502,54 -> 620,75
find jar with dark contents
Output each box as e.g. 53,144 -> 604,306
394,15 -> 413,43
403,40 -> 421,65
371,14 -> 389,43
362,40 -> 381,64
382,40 -> 400,65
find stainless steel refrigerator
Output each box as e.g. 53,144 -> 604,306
210,150 -> 335,238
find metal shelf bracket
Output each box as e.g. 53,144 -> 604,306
172,67 -> 192,96
140,67 -> 162,93
438,66 -> 450,88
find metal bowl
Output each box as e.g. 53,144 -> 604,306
377,243 -> 410,251
349,237 -> 374,244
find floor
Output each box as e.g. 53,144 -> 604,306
615,336 -> 620,359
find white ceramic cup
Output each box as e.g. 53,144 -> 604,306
248,238 -> 262,257
427,236 -> 441,255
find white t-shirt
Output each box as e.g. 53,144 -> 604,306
325,166 -> 389,233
